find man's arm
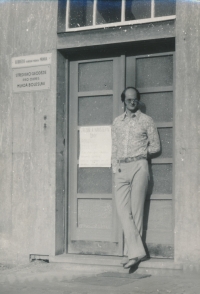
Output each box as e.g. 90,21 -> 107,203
146,117 -> 161,156
111,123 -> 118,173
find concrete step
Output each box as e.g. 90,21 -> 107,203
49,254 -> 183,276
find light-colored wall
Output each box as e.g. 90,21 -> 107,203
175,0 -> 200,267
0,0 -> 58,263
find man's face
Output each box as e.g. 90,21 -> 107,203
124,89 -> 139,112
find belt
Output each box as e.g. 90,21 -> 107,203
118,155 -> 145,163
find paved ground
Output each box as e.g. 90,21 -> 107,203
0,261 -> 199,294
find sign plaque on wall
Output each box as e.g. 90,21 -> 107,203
12,53 -> 51,93
79,126 -> 112,168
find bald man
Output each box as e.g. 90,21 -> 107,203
112,87 -> 160,268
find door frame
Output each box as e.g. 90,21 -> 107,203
55,46 -> 175,257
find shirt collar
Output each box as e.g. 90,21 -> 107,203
121,109 -> 141,121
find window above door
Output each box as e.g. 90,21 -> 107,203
64,0 -> 176,31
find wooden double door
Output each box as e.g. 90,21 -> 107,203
68,53 -> 174,258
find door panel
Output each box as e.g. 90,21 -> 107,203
126,53 -> 174,258
136,55 -> 173,87
148,164 -> 173,195
78,168 -> 112,193
68,57 -> 124,255
78,60 -> 114,91
78,95 -> 113,126
140,92 -> 173,122
68,52 -> 174,258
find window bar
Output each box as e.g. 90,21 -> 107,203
93,0 -> 97,26
66,0 -> 70,30
151,0 -> 155,18
121,0 -> 126,22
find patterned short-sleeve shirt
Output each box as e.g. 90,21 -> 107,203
111,110 -> 160,173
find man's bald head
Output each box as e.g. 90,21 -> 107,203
121,87 -> 140,103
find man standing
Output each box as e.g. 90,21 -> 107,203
112,87 -> 160,269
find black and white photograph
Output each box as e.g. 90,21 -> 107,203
0,0 -> 200,293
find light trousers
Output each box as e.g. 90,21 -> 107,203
114,159 -> 149,260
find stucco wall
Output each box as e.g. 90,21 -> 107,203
175,0 -> 200,266
0,0 -> 58,263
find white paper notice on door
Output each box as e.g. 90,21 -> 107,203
79,126 -> 111,167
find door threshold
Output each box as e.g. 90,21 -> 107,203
49,254 -> 183,276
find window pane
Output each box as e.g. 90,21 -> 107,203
79,96 -> 113,126
96,0 -> 122,24
79,61 -> 113,92
158,128 -> 173,158
78,168 -> 112,193
140,92 -> 173,122
155,0 -> 176,17
148,164 -> 172,194
78,199 -> 112,229
69,0 -> 93,28
136,55 -> 173,88
126,0 -> 151,21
